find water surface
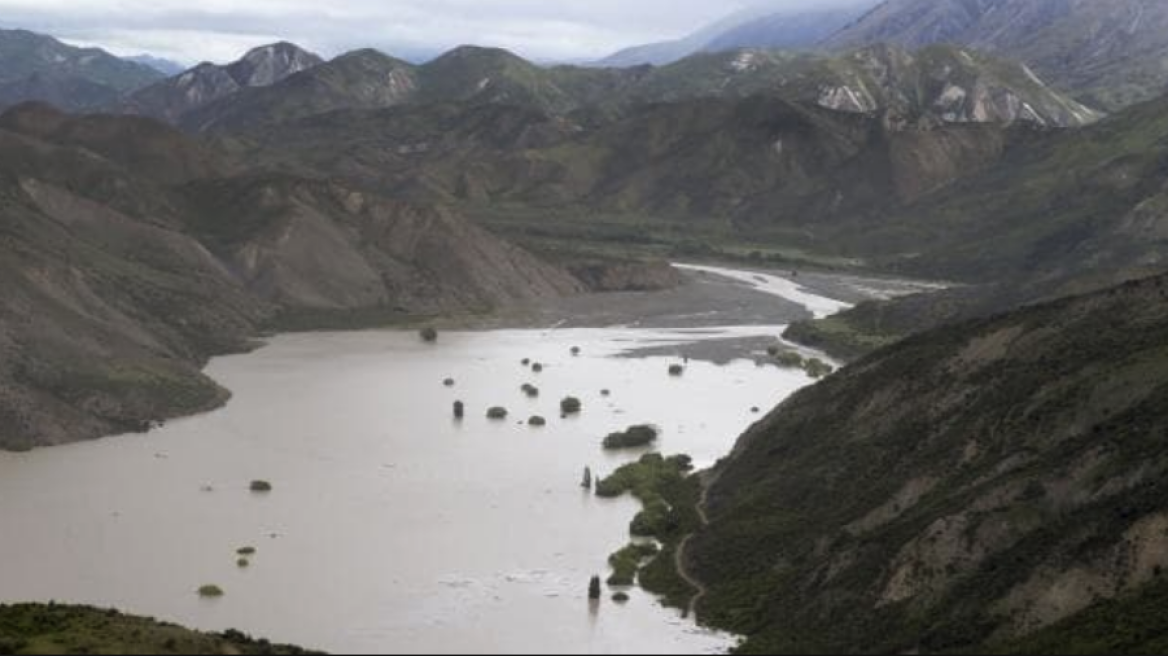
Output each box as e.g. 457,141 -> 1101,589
0,268 -> 850,654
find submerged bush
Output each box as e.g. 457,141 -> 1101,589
487,407 -> 509,420
198,585 -> 224,598
249,480 -> 272,493
443,378 -> 455,387
613,592 -> 630,603
454,401 -> 465,419
561,397 -> 582,415
529,416 -> 547,427
237,547 -> 256,556
521,383 -> 540,398
668,364 -> 685,377
532,363 -> 544,373
237,558 -> 250,569
603,425 -> 659,450
420,326 -> 438,343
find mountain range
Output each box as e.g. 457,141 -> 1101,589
0,28 -> 163,112
162,42 -> 1098,134
828,0 -> 1168,110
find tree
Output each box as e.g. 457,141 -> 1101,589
589,576 -> 602,600
582,467 -> 593,490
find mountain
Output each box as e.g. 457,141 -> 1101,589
703,3 -> 874,53
0,29 -> 162,111
628,44 -> 1101,127
598,1 -> 877,67
125,54 -> 186,76
826,0 -> 1168,111
123,42 -> 323,123
185,43 -> 1097,134
688,270 -> 1168,653
0,102 -> 583,450
0,604 -> 316,654
786,89 -> 1168,360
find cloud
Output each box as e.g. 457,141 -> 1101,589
0,0 -> 858,64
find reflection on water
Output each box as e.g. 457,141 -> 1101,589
0,325 -> 817,654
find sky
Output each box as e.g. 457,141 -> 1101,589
0,0 -> 859,65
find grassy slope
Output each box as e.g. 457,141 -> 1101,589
691,272 -> 1168,654
0,604 -> 318,655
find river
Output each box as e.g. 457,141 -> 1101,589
0,265 -> 892,654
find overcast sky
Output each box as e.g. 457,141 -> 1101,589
0,0 -> 860,65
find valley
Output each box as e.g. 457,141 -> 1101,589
2,1 -> 1168,653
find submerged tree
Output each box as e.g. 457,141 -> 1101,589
589,576 -> 602,601
582,467 -> 593,490
453,401 -> 465,420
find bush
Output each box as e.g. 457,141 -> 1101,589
668,364 -> 685,376
420,326 -> 438,343
521,383 -> 540,398
532,363 -> 544,373
529,416 -> 547,427
571,347 -> 581,356
443,378 -> 455,387
237,558 -> 250,569
487,407 -> 509,420
603,425 -> 660,450
601,389 -> 611,397
237,547 -> 256,556
249,480 -> 272,493
775,351 -> 806,368
613,592 -> 631,603
561,397 -> 582,415
198,585 -> 224,598
804,358 -> 835,379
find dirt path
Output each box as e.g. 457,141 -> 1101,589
677,486 -> 711,620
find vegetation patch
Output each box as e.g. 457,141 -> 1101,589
0,603 -> 318,654
486,407 -> 509,420
595,453 -> 702,608
602,425 -> 660,450
607,542 -> 661,586
197,585 -> 224,598
249,481 -> 272,493
560,397 -> 582,415
528,416 -> 547,427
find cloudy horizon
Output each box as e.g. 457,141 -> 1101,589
0,0 -> 869,65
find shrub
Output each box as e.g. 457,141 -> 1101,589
668,364 -> 685,376
603,425 -> 659,450
767,345 -> 781,357
775,351 -> 806,368
529,416 -> 547,427
804,358 -> 835,379
249,480 -> 272,493
198,585 -> 224,598
561,397 -> 582,415
487,407 -> 509,420
420,326 -> 438,343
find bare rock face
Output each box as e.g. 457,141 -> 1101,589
123,43 -> 323,123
